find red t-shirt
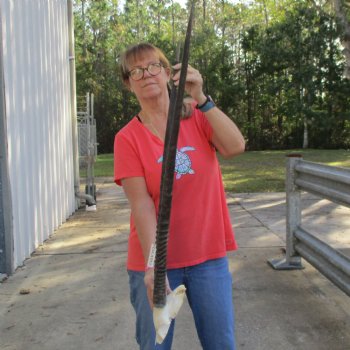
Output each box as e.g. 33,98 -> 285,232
114,109 -> 237,271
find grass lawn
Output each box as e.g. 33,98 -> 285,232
88,149 -> 350,193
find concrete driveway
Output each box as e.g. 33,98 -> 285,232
0,178 -> 349,350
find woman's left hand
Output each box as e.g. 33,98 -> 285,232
172,63 -> 206,105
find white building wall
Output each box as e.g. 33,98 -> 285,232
0,0 -> 75,269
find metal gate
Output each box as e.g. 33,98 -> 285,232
77,93 -> 98,202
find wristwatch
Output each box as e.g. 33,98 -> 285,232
196,95 -> 216,113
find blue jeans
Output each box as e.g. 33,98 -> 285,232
128,257 -> 235,350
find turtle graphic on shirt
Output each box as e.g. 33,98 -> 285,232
157,146 -> 195,179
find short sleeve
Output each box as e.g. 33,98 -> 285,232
193,108 -> 213,142
114,132 -> 144,186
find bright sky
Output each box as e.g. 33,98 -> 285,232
174,0 -> 251,6
176,0 -> 188,7
119,0 -> 251,11
118,0 -> 186,10
175,0 -> 252,6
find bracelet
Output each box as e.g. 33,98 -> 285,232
146,243 -> 156,270
196,95 -> 215,113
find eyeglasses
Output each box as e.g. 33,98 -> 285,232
128,62 -> 163,81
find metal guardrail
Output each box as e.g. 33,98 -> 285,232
268,154 -> 350,296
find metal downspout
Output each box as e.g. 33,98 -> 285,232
67,0 -> 95,208
0,7 -> 14,276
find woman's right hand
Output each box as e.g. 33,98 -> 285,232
144,268 -> 171,309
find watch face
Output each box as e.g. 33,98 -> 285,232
198,96 -> 215,112
195,95 -> 215,111
200,96 -> 209,107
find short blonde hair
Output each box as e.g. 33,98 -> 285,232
119,43 -> 193,119
120,43 -> 171,83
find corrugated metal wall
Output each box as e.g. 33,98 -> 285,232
0,0 -> 76,269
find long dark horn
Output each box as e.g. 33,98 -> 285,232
153,2 -> 195,308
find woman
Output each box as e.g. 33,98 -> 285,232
114,43 -> 245,350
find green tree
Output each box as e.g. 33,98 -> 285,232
73,0 -> 350,152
